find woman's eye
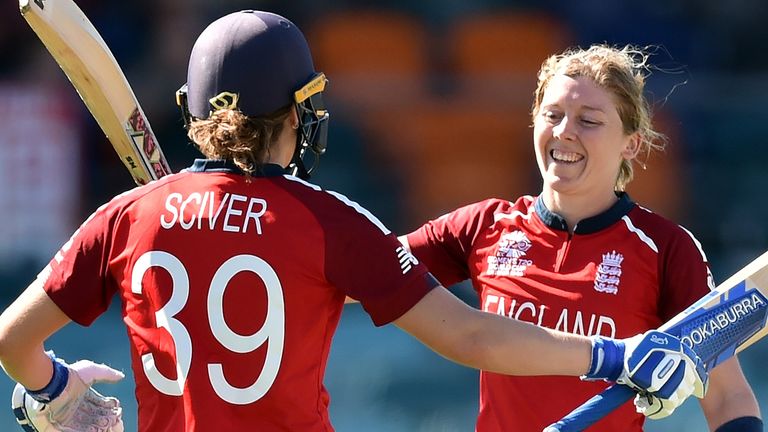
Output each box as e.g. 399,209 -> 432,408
581,118 -> 601,126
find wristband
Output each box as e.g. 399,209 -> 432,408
714,416 -> 763,432
25,353 -> 69,403
584,336 -> 625,381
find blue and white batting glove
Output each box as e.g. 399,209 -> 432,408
11,352 -> 124,432
584,330 -> 708,419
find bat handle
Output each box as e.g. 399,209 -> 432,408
542,384 -> 635,432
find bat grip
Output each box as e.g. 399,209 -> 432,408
542,384 -> 634,432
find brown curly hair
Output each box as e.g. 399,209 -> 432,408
187,106 -> 292,175
532,44 -> 667,191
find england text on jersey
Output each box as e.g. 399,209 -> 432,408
483,294 -> 617,337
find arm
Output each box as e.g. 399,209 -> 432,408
0,280 -> 70,389
0,279 -> 124,431
700,357 -> 761,431
399,238 -> 593,374
395,286 -> 708,425
393,286 -> 590,376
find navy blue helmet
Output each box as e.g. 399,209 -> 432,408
176,10 -> 329,178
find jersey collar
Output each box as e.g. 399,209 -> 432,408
534,192 -> 636,234
187,159 -> 289,177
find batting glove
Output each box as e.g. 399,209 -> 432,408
583,330 -> 708,419
12,352 -> 124,432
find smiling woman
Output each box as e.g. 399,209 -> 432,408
534,74 -> 635,221
531,45 -> 664,231
402,44 -> 763,432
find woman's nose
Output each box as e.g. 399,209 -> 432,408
552,117 -> 576,141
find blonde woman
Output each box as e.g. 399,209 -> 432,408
402,45 -> 761,432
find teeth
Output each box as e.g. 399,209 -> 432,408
551,149 -> 583,163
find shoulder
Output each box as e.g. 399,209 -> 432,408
96,171 -> 190,220
276,175 -> 392,235
626,205 -> 695,239
438,196 -> 532,224
625,205 -> 707,260
410,196 -> 532,248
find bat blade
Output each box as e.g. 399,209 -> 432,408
545,250 -> 768,432
20,0 -> 171,185
675,250 -> 768,361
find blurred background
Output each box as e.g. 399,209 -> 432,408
2,0 -> 768,430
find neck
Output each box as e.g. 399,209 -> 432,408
540,187 -> 619,233
266,128 -> 298,168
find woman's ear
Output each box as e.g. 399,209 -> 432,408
290,106 -> 299,130
621,133 -> 641,160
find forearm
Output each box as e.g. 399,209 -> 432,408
0,345 -> 53,390
397,287 -> 707,421
0,281 -> 70,389
397,237 -> 594,375
395,288 -> 592,376
701,357 -> 761,431
706,388 -> 761,424
437,307 -> 592,376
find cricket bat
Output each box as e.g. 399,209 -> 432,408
545,250 -> 768,432
20,0 -> 172,185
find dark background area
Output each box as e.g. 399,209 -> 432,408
1,0 -> 767,430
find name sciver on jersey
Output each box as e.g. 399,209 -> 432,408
482,295 -> 617,338
160,191 -> 267,234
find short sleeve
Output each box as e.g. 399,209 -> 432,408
310,191 -> 439,326
41,206 -> 118,326
406,200 -> 500,287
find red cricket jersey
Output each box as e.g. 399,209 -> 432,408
406,194 -> 713,432
38,160 -> 438,432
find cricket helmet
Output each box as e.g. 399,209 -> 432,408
177,10 -> 329,179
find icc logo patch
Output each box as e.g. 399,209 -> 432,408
486,230 -> 534,277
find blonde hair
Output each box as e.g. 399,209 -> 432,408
187,106 -> 292,176
532,44 -> 666,191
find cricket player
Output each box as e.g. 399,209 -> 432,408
401,44 -> 761,431
0,11 -> 707,432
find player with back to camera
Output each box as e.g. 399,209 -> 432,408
0,12 -> 707,432
400,44 -> 763,432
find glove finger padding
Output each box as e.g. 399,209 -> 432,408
83,388 -> 121,409
619,330 -> 708,418
13,355 -> 125,432
13,383 -> 123,432
78,389 -> 122,419
48,369 -> 123,432
634,393 -> 675,420
67,360 -> 125,386
681,343 -> 708,398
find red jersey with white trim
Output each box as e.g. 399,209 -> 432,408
38,160 -> 438,432
406,194 -> 713,432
